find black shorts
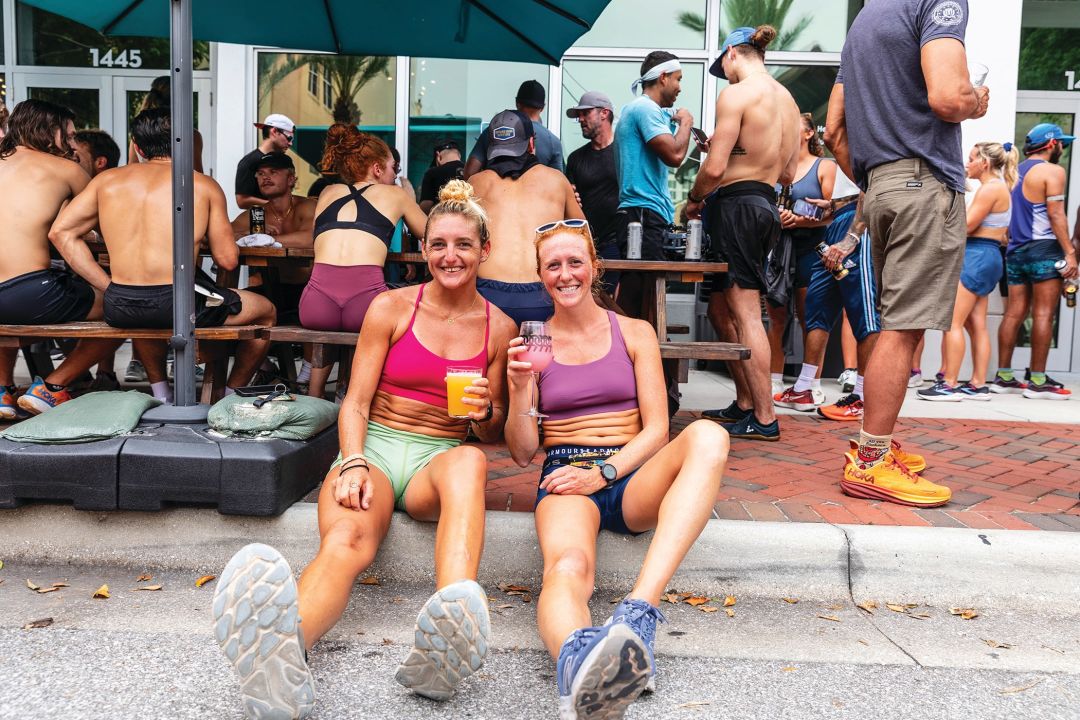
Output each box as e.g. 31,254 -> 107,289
614,206 -> 668,260
0,268 -> 95,324
104,274 -> 242,329
704,181 -> 781,291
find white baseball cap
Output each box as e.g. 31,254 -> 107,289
254,113 -> 295,133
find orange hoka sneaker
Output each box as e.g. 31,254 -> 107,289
16,376 -> 72,416
0,386 -> 18,420
848,439 -> 926,474
841,452 -> 951,507
818,393 -> 863,421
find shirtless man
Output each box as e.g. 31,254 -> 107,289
467,110 -> 582,326
51,108 -> 276,400
686,25 -> 800,441
0,99 -> 122,417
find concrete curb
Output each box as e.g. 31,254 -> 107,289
2,505 -> 1077,610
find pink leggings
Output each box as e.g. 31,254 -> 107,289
299,263 -> 387,332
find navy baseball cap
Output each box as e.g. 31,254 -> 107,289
710,27 -> 755,79
1026,123 -> 1075,149
485,110 -> 534,161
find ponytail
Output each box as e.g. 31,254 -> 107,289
975,141 -> 1020,189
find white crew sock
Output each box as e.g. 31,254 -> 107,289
854,374 -> 864,398
793,364 -> 819,392
771,372 -> 783,385
811,378 -> 822,390
150,381 -> 173,404
296,360 -> 312,384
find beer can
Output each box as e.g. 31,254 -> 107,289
627,221 -> 643,260
686,219 -> 703,260
815,242 -> 853,281
1054,259 -> 1068,274
250,206 -> 266,235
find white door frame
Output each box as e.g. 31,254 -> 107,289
112,76 -> 212,173
10,72 -> 113,129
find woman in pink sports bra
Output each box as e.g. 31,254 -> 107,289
213,181 -> 516,717
301,124 -> 428,398
504,220 -> 729,720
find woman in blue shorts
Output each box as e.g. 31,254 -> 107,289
504,220 -> 728,719
919,142 -> 1018,402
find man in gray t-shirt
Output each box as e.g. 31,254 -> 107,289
822,0 -> 988,500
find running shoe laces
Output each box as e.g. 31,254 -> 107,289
556,627 -> 602,696
610,598 -> 667,650
834,393 -> 860,407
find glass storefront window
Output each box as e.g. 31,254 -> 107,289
717,0 -> 861,53
15,2 -> 210,70
1015,111 -> 1072,203
575,0 -> 706,50
27,86 -> 99,129
1018,1 -> 1080,91
407,58 -> 548,183
257,53 -> 396,195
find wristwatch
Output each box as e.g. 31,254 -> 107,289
687,190 -> 704,204
596,460 -> 618,486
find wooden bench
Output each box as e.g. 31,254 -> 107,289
0,321 -> 266,403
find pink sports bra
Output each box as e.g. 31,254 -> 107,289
377,283 -> 490,408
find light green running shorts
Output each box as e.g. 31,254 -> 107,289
330,421 -> 460,510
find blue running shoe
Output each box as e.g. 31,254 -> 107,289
720,413 -> 780,441
607,598 -> 667,692
557,624 -> 652,720
916,380 -> 961,402
956,382 -> 991,401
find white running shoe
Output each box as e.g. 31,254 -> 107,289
837,368 -> 856,394
907,370 -> 924,388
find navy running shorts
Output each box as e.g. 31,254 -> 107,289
535,444 -> 642,536
476,277 -> 552,326
803,205 -> 881,342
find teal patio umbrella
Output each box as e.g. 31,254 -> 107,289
22,0 -> 611,413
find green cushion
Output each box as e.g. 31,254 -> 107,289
2,391 -> 161,444
207,393 -> 338,441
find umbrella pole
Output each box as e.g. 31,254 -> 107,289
145,0 -> 206,422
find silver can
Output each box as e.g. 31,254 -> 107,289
626,221 -> 643,260
685,219 -> 703,260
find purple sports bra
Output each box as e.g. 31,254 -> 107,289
538,311 -> 639,422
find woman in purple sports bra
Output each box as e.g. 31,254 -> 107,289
300,124 -> 428,397
504,220 -> 729,719
212,181 -> 517,717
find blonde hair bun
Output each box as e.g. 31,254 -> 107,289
438,178 -> 474,204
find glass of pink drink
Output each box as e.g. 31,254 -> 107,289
519,321 -> 552,417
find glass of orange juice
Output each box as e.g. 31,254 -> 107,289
446,366 -> 483,419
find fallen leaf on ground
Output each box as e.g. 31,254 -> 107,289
676,701 -> 711,708
858,639 -> 869,646
886,603 -> 908,613
358,576 -> 380,586
826,603 -> 844,611
685,596 -> 709,606
92,584 -> 110,599
699,606 -> 719,614
521,595 -> 532,604
134,585 -> 163,591
195,575 -> 216,588
498,583 -> 531,594
984,639 -> 1013,649
999,678 -> 1044,695
1042,645 -> 1065,655
675,592 -> 694,600
496,604 -> 515,610
781,666 -> 797,672
35,587 -> 60,594
817,615 -> 841,623
26,579 -> 39,591
723,595 -> 737,607
0,579 -> 4,585
23,617 -> 52,629
782,597 -> 799,604
950,607 -> 979,620
856,600 -> 877,614
136,574 -> 152,582
609,597 -> 621,604
725,608 -> 735,618
909,613 -> 932,620
662,593 -> 680,604
50,582 -> 69,588
381,638 -> 393,646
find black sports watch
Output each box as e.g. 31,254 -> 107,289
597,460 -> 618,486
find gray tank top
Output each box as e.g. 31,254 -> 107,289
789,157 -> 827,244
978,178 -> 1011,228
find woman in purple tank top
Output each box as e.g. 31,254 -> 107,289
504,220 -> 730,719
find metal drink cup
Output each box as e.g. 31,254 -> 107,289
627,221 -> 643,260
686,219 -> 703,260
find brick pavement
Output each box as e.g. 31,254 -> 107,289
473,413 -> 1080,531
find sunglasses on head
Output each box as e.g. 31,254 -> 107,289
535,218 -> 589,234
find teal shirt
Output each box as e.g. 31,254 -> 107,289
615,95 -> 676,222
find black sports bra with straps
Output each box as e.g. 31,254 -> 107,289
312,183 -> 396,247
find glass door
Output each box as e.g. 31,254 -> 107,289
1015,94 -> 1078,372
112,76 -> 213,175
10,73 -> 111,131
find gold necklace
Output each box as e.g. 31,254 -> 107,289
440,294 -> 479,324
266,197 -> 295,224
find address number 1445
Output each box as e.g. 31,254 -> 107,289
89,48 -> 143,68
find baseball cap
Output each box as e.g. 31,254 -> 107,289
565,91 -> 614,118
254,113 -> 295,134
515,80 -> 546,109
709,26 -> 755,80
255,152 -> 294,171
1025,122 -> 1075,149
485,110 -> 534,161
433,138 -> 460,154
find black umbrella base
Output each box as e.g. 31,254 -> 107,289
0,422 -> 338,516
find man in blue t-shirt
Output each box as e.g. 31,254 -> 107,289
823,0 -> 988,503
614,50 -> 694,317
464,80 -> 564,178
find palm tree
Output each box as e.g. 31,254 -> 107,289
678,0 -> 812,51
258,54 -> 392,124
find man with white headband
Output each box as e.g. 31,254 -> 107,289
614,51 -> 694,318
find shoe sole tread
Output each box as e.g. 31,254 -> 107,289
560,626 -> 651,720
